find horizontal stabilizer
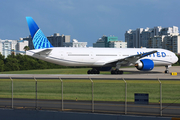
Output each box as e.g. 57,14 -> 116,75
34,49 -> 52,55
5,49 -> 26,53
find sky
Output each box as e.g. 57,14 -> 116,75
0,0 -> 180,46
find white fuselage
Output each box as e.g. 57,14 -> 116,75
26,47 -> 178,67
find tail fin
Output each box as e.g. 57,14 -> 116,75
26,17 -> 53,49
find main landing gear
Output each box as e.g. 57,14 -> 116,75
111,69 -> 124,74
87,68 -> 100,74
164,66 -> 169,74
87,68 -> 124,75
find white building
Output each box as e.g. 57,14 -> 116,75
125,26 -> 179,48
148,34 -> 180,53
109,41 -> 127,48
17,39 -> 29,52
0,39 -> 28,58
64,39 -> 87,47
71,39 -> 87,47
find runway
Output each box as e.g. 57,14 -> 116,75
1,98 -> 180,117
0,66 -> 179,80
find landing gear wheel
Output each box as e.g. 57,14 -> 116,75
87,69 -> 100,74
165,70 -> 169,74
111,69 -> 123,75
111,70 -> 115,74
164,66 -> 170,74
119,70 -> 123,74
87,70 -> 91,74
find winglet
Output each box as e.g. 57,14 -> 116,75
26,17 -> 53,49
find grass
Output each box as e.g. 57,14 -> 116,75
0,79 -> 180,104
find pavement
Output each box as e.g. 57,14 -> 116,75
0,98 -> 180,117
0,66 -> 179,80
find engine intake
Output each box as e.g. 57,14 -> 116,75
135,59 -> 154,71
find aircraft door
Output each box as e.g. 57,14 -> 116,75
90,51 -> 94,60
119,52 -> 121,57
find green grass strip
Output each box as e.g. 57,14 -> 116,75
0,79 -> 180,104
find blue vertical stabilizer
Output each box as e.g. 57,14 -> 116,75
26,17 -> 53,49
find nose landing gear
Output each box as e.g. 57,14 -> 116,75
164,66 -> 169,74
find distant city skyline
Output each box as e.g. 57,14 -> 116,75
0,0 -> 180,46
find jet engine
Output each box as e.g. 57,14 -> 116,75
135,59 -> 154,71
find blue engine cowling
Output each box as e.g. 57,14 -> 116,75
135,59 -> 154,71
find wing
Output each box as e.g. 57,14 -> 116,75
104,50 -> 157,66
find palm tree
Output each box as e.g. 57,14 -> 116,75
11,49 -> 15,56
23,46 -> 30,55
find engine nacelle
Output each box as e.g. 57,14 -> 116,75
135,59 -> 154,71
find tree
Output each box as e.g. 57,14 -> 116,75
4,56 -> 20,71
0,53 -> 5,72
24,46 -> 30,51
0,60 -> 4,72
11,49 -> 15,55
24,46 -> 30,55
0,52 -> 5,60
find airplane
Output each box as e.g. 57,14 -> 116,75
25,17 -> 178,74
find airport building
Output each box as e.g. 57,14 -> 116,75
23,33 -> 71,49
93,35 -> 127,48
0,39 -> 28,58
125,26 -> 180,53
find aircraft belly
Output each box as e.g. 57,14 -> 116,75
153,59 -> 171,66
45,56 -> 94,66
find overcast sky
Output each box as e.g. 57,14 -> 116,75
0,0 -> 180,46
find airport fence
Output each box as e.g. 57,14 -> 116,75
0,77 -> 180,117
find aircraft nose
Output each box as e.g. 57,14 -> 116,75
173,55 -> 178,63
